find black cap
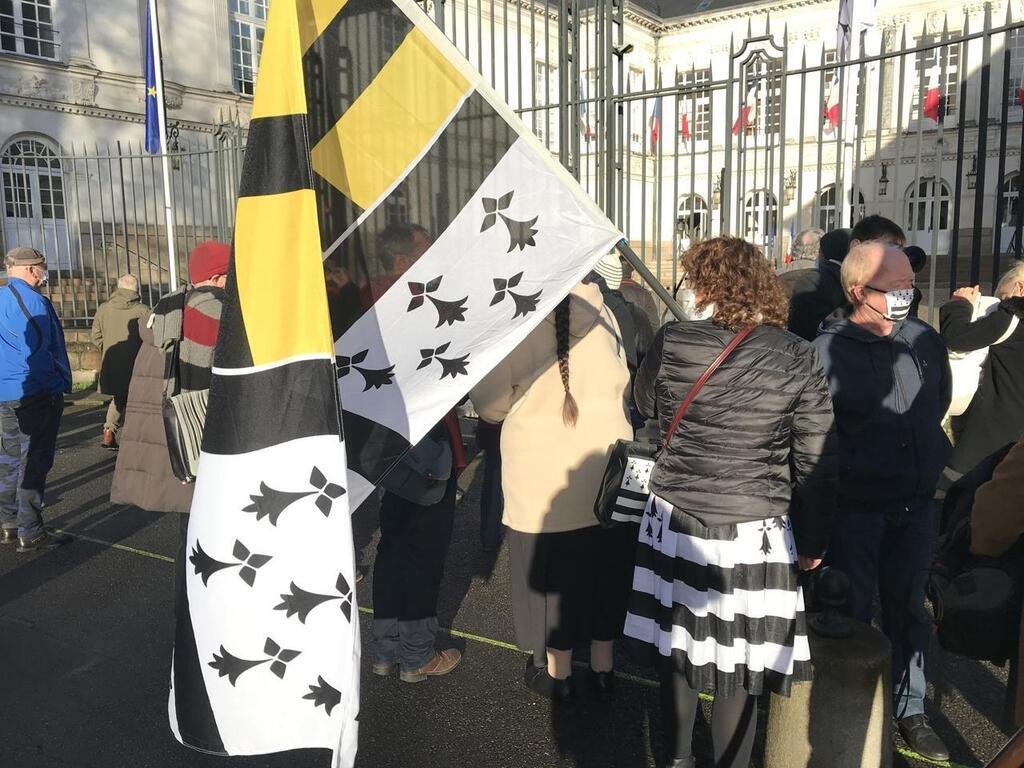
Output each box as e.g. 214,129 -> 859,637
903,245 -> 927,274
820,229 -> 852,264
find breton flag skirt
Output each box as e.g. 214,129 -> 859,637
624,494 -> 812,698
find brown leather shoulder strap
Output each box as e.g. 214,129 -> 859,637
660,325 -> 756,451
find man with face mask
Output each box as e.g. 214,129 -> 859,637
812,241 -> 952,762
0,247 -> 72,552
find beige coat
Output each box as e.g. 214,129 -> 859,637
471,282 -> 632,534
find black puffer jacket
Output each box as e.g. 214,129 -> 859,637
635,320 -> 839,556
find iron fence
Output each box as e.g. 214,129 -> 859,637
3,1 -> 1023,326
0,127 -> 245,326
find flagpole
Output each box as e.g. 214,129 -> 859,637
615,239 -> 686,321
149,0 -> 179,291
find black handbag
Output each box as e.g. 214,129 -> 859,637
593,326 -> 754,527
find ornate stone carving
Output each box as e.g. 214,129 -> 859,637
165,91 -> 183,110
70,78 -> 96,106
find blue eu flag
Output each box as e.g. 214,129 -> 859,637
144,4 -> 161,154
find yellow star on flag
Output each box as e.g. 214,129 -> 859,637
147,86 -> 157,97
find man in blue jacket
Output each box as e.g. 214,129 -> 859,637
813,241 -> 951,762
0,247 -> 72,552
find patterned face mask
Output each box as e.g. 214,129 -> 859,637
867,285 -> 915,321
677,287 -> 716,322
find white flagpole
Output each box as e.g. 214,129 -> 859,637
149,0 -> 179,291
838,3 -> 860,229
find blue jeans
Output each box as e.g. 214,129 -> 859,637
829,501 -> 935,719
0,392 -> 63,540
373,475 -> 458,672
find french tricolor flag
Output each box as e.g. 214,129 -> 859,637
824,77 -> 841,133
732,86 -> 757,135
923,87 -> 945,124
649,97 -> 663,151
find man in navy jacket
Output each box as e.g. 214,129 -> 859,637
813,241 -> 951,762
0,247 -> 71,552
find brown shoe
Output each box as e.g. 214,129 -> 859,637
399,649 -> 462,683
371,661 -> 398,677
101,429 -> 117,451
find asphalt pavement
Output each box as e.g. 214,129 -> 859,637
0,394 -> 1016,768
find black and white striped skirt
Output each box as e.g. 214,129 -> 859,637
624,494 -> 811,698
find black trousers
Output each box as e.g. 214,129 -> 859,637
372,476 -> 458,669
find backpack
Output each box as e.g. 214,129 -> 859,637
928,442 -> 1023,663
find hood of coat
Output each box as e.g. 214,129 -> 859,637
108,287 -> 143,309
542,281 -> 607,338
1003,296 -> 1024,319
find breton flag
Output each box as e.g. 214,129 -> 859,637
823,77 -> 841,133
732,86 -> 757,135
143,0 -> 165,154
923,86 -> 946,123
170,1 -> 620,765
649,97 -> 663,151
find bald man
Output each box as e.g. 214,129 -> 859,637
812,242 -> 952,762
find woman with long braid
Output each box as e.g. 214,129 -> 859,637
471,280 -> 633,703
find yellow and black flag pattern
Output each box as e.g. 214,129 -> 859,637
171,0 -> 621,765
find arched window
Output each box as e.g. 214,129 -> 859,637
743,189 -> 778,244
1,136 -> 69,266
817,184 -> 866,231
677,194 -> 709,243
905,178 -> 952,232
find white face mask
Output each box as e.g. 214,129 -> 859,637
677,288 -> 716,321
866,285 -> 914,321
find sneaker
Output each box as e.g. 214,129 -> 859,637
399,649 -> 462,683
16,530 -> 71,553
102,429 -> 118,451
898,714 -> 950,762
1,528 -> 17,544
371,661 -> 398,677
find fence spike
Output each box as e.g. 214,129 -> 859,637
1004,1 -> 1012,27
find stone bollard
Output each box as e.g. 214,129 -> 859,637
764,568 -> 893,768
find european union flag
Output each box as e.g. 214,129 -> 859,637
144,2 -> 161,154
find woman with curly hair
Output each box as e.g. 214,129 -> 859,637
624,237 -> 839,768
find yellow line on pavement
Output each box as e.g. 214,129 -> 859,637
54,528 -> 175,563
53,528 -> 976,768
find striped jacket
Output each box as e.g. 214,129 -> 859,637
151,286 -> 224,393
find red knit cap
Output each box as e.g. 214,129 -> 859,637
188,241 -> 231,284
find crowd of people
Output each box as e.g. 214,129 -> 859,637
2,208 -> 1023,766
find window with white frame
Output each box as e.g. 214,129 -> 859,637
743,55 -> 782,135
1006,28 -> 1024,111
533,61 -> 560,150
2,138 -> 64,221
677,194 -> 709,243
677,68 -> 712,142
384,188 -> 408,226
0,0 -> 57,59
911,37 -> 960,122
905,178 -> 952,231
743,189 -> 778,243
817,185 -> 866,231
1002,173 -> 1021,227
229,0 -> 269,96
628,66 -> 645,148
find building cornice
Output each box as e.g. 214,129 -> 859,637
628,0 -> 833,34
